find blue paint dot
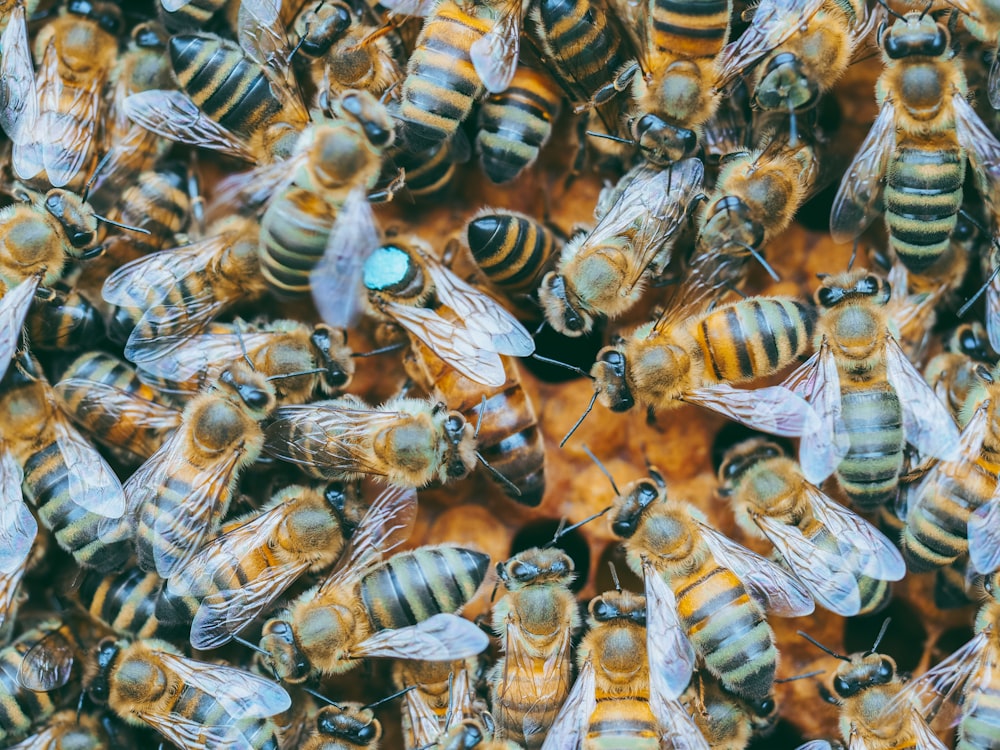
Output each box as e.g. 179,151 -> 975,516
363,245 -> 410,290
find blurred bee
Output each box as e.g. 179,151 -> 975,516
476,64 -> 562,184
264,394 -> 480,489
489,547 -> 579,749
0,526 -> 42,643
611,469 -> 814,702
947,0 -> 1000,109
258,541 -> 490,682
718,437 -> 905,617
830,13 -> 1000,274
795,625 -> 947,750
541,588 -> 710,750
116,362 -> 277,578
175,484 -> 416,651
86,638 -> 291,750
103,164 -> 195,255
438,717 -> 523,749
6,709 -> 109,750
681,670 -> 778,750
394,659 -> 478,749
0,350 -> 128,572
23,284 -> 104,352
101,216 -> 267,368
782,270 -> 959,513
381,139 -> 462,203
925,322 -> 995,420
1,1 -> 121,192
55,351 -> 181,465
363,238 -> 534,387
73,565 -> 186,642
157,0 -> 229,32
302,703 -> 383,750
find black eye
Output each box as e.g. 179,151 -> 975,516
876,659 -> 893,683
341,93 -> 362,117
611,516 -> 637,538
358,723 -> 377,742
593,599 -> 614,620
817,287 -> 838,307
600,349 -> 625,371
242,388 -> 270,410
833,676 -> 855,697
679,127 -> 697,156
860,275 -> 880,294
445,415 -> 464,434
70,230 -> 93,248
363,120 -> 391,147
754,697 -> 776,716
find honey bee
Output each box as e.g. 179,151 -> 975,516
101,216 -> 267,368
681,670 -> 778,750
394,659 -> 478,749
86,637 -> 292,750
541,588 -> 710,750
258,541 -> 490,682
438,717 -> 523,749
111,362 -> 277,578
104,165 -> 195,255
830,13 -> 1000,274
489,547 -> 580,749
55,351 -> 181,465
73,565 -> 186,642
782,270 -> 960,513
796,625 -> 947,750
23,284 -> 104,352
476,64 -> 562,184
264,394 -> 480,488
537,159 -> 704,337
2,1 -> 121,192
0,350 -> 127,572
302,703 -> 383,750
947,0 -> 1000,109
925,322 -> 995,420
381,139 -> 462,203
363,238 -> 534,387
6,709 -> 108,750
718,437 -> 905,617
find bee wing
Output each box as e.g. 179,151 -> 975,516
124,293 -> 232,366
311,187 -> 380,330
383,301 -> 508,387
989,47 -> 1000,110
715,0 -> 825,88
237,0 -> 308,121
189,562 -> 310,650
87,124 -> 163,206
317,484 -> 417,594
133,713 -> 256,750
349,613 -> 491,660
0,450 -> 32,577
16,630 -> 75,691
968,488 -> 1000,574
682,384 -> 819,438
641,558 -> 695,699
422,252 -> 534,357
795,743 -> 834,750
470,0 -> 522,93
829,99 -> 895,243
954,93 -> 1000,204
540,657 -> 596,750
699,523 -> 815,616
155,649 -> 292,717
402,687 -> 447,748
754,514 -> 862,616
651,692 -> 710,750
884,333 -> 960,461
135,331 -> 276,383
0,4 -> 37,144
6,725 -> 60,750
102,237 -> 223,310
379,0 -> 436,15
50,408 -> 126,519
909,712 -> 950,750
802,484 -> 905,581
783,341 -> 850,485
124,90 -> 256,162
0,274 -> 41,381
54,378 -> 182,432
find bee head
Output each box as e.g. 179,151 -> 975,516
498,547 -> 574,588
295,1 -> 353,57
312,325 -> 355,390
86,637 -> 122,704
440,719 -> 485,749
609,474 -> 663,538
883,13 -> 948,60
339,91 -> 395,149
131,21 -> 167,48
754,52 -> 818,111
322,481 -> 360,537
68,0 -> 122,34
832,653 -> 895,698
442,411 -> 475,480
718,438 -> 785,491
592,346 -> 634,412
954,322 -> 993,362
219,365 -> 276,415
589,589 -> 646,626
316,705 -> 381,744
538,272 -> 590,336
815,271 -> 890,308
44,190 -> 101,258
628,114 -> 698,166
259,619 -> 315,684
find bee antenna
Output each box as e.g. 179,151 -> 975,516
560,391 -> 598,447
958,263 -> 1000,318
847,238 -> 859,271
233,319 -> 254,370
918,0 -> 933,19
544,506 -> 611,548
775,669 -> 825,683
876,0 -> 905,21
958,206 -> 988,234
797,631 -> 850,661
267,367 -> 326,381
303,685 -> 344,708
82,150 -> 115,202
608,561 -> 622,592
584,130 -> 636,146
364,685 -> 415,710
93,214 -> 151,235
866,617 -> 892,655
76,688 -> 87,722
442,671 -> 456,729
476,451 -> 522,496
532,318 -> 547,337
581,443 -> 620,495
232,635 -> 271,656
787,102 -> 799,148
734,241 -> 780,282
531,353 -> 593,379
352,341 -> 407,358
475,395 -> 487,439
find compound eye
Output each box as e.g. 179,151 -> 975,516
357,723 -> 378,742
679,127 -> 697,156
860,275 -> 881,294
592,599 -> 614,620
445,414 -> 464,434
816,286 -> 837,308
833,676 -> 854,697
70,230 -> 94,248
600,349 -> 625,370
755,697 -> 776,716
876,659 -> 894,683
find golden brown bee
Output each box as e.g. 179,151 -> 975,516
0,350 -> 127,572
104,165 -> 195,255
681,670 -> 778,750
719,437 -> 905,617
6,709 -> 109,750
394,659 -> 479,749
489,547 -> 579,749
924,322 -> 995,420
538,159 -> 705,337
23,284 -> 104,352
264,394 -> 479,489
302,703 -> 383,750
86,637 -> 291,750
948,0 -> 1000,109
784,270 -> 959,512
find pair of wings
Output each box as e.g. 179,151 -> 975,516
751,482 -> 905,617
831,91 -> 1000,244
373,248 -> 534,387
403,665 -> 477,748
170,485 -> 417,651
784,334 -> 960,487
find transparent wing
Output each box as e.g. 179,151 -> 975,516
794,742 -> 834,750
378,0 -> 436,14
349,614 -> 490,660
755,515 -> 862,616
829,100 -> 895,243
643,558 -> 695,699
699,523 -> 815,616
51,408 -> 126,518
990,45 -> 1000,110
17,630 -> 74,691
969,489 -> 1000,574
102,237 -> 225,310
0,449 -> 33,575
134,330 -> 277,383
124,90 -> 255,161
135,711 -> 256,750
311,187 -> 380,330
38,44 -> 101,189
6,725 -> 59,750
402,686 -> 447,748
908,711 -> 949,750
119,428 -> 189,532
954,92 -> 1000,205
802,484 -> 905,581
470,0 -> 521,93
0,274 -> 40,381
54,378 -> 182,432
155,650 -> 291,717
682,384 -> 819,438
0,4 -> 37,143
652,691 -> 710,750
884,333 -> 960,461
540,657 -> 596,750
161,0 -> 200,10
237,0 -> 308,122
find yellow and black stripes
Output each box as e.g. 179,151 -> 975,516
466,211 -> 558,296
258,187 -> 338,298
836,384 -> 904,511
650,0 -> 732,57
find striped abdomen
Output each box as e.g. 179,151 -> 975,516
113,168 -> 191,253
169,34 -> 284,139
691,297 -> 815,384
649,0 -> 732,58
885,141 -> 965,273
800,518 -> 890,615
399,0 -> 489,151
466,211 -> 558,296
361,546 -> 489,630
836,382 -> 904,511
0,624 -> 74,742
902,452 -> 1000,572
382,141 -> 456,201
26,287 -> 104,351
75,566 -> 188,640
259,187 -> 337,298
585,696 -> 660,750
958,648 -> 1000,750
672,558 -> 776,701
476,66 -> 561,184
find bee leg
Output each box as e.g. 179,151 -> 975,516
574,61 -> 639,113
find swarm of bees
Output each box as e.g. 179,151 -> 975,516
8,0 -> 1000,747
